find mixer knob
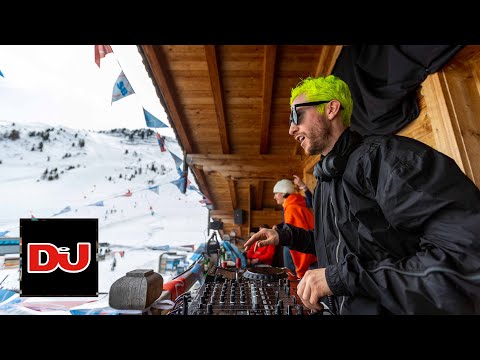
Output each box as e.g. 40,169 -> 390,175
275,304 -> 282,315
297,305 -> 304,315
207,303 -> 213,315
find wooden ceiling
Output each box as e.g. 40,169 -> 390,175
139,45 -> 342,237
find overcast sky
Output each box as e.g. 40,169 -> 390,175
0,45 -> 174,136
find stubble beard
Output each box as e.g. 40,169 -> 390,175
304,125 -> 332,156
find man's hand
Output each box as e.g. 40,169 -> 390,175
297,268 -> 333,312
293,175 -> 307,190
244,228 -> 279,252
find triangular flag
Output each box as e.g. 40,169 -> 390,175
148,185 -> 160,194
122,190 -> 133,197
52,206 -> 72,216
112,71 -> 135,103
0,231 -> 10,237
94,45 -> 113,67
144,108 -> 168,128
88,201 -> 104,207
169,150 -> 183,170
0,70 -> 4,78
171,176 -> 191,193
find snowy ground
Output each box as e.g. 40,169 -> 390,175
0,121 -> 210,313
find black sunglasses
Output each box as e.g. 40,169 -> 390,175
290,100 -> 340,125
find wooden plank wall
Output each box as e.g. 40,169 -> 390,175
420,45 -> 480,186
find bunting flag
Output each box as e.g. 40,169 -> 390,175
171,176 -> 191,193
122,190 -> 133,197
88,201 -> 104,207
148,185 -> 160,194
169,150 -> 183,170
52,206 -> 72,216
156,133 -> 166,152
0,70 -> 4,78
0,231 -> 10,237
112,71 -> 135,103
94,45 -> 113,67
144,108 -> 168,128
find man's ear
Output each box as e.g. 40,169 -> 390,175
326,100 -> 342,120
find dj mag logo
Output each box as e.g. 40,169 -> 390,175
20,218 -> 98,297
27,243 -> 91,273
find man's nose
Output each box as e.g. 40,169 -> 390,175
289,122 -> 298,136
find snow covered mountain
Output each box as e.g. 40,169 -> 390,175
0,120 -> 209,292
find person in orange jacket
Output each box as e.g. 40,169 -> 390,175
246,224 -> 276,266
273,179 -> 317,278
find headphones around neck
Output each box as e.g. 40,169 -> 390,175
314,131 -> 363,182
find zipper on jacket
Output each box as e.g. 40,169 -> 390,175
331,195 -> 345,315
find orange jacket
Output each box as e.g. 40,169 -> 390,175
283,193 -> 317,278
247,242 -> 276,265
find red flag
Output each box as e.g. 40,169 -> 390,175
94,45 -> 113,67
156,133 -> 166,152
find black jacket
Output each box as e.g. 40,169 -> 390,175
278,128 -> 480,314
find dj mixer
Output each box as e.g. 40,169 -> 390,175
172,265 -> 321,315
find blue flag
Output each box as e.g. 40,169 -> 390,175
88,201 -> 104,207
143,108 -> 168,128
52,206 -> 72,216
112,71 -> 135,103
169,150 -> 183,170
0,231 -> 10,237
0,70 -> 4,78
171,176 -> 191,193
148,185 -> 159,194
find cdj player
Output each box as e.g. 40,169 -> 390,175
170,264 -> 326,315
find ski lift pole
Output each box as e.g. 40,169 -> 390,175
182,150 -> 188,194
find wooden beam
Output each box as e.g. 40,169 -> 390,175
202,170 -> 293,181
210,210 -> 234,218
299,154 -> 321,173
141,46 -> 193,154
422,73 -> 466,174
260,45 -> 277,154
228,179 -> 237,209
314,45 -> 343,77
187,153 -> 302,164
188,154 -> 302,180
255,180 -> 264,210
205,45 -> 230,154
189,166 -> 213,204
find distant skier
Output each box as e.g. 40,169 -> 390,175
111,257 -> 117,271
